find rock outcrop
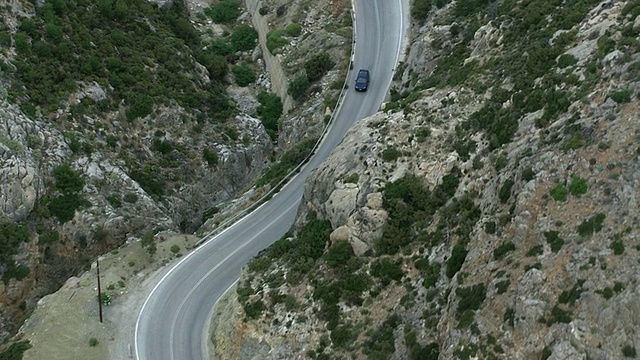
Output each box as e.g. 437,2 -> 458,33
212,0 -> 640,358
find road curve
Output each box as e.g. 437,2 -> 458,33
134,1 -> 408,359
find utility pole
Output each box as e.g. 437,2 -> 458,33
97,259 -> 103,323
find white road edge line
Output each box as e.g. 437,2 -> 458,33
168,200 -> 298,359
202,278 -> 239,359
134,197 -> 273,360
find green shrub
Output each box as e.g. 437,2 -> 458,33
203,148 -> 219,166
412,0 -> 432,23
548,304 -> 572,324
495,280 -> 510,294
126,93 -> 153,121
493,152 -> 508,171
38,230 -> 60,245
243,299 -> 265,319
557,54 -> 577,68
0,222 -> 29,265
610,238 -> 624,255
597,34 -> 616,57
363,314 -> 401,358
2,264 -> 30,283
100,293 -> 112,306
288,75 -> 310,101
569,177 -> 587,196
204,0 -> 240,23
129,166 -> 165,197
526,245 -> 543,256
89,337 -> 98,347
256,92 -> 282,140
622,344 -> 637,358
231,24 -> 258,51
610,90 -> 632,104
304,53 -> 335,81
323,240 -> 353,268
0,31 -> 11,47
199,53 -> 228,81
446,244 -> 468,278
498,179 -> 515,203
544,231 -> 565,252
416,127 -> 431,142
415,257 -> 442,288
550,183 -> 567,201
48,194 -> 91,223
0,340 -> 32,359
519,166 -> 535,181
371,258 -> 404,286
484,221 -> 496,234
381,147 -> 402,162
344,173 -> 359,184
456,283 -> 486,316
558,279 -> 585,305
266,29 -> 287,53
597,287 -> 614,299
123,193 -> 138,203
284,23 -> 302,37
577,213 -> 606,236
493,241 -> 516,260
170,244 -> 180,254
53,163 -> 85,194
232,63 -> 256,86
330,325 -> 352,348
504,308 -> 515,326
622,0 -> 640,17
106,194 -> 122,208
410,342 -> 440,360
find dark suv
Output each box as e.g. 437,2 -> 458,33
355,69 -> 370,91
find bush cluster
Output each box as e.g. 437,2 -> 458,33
9,0 -> 231,121
204,0 -> 240,24
304,53 -> 335,82
256,92 -> 283,140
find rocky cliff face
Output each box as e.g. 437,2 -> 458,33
0,0 -> 277,342
212,0 -> 640,358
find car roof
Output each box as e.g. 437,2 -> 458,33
358,69 -> 369,75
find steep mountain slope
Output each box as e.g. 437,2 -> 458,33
0,0 -> 353,354
0,0 -> 274,344
211,0 -> 640,358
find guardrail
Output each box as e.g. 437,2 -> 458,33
196,1 -> 357,247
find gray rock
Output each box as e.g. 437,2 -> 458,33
549,341 -> 585,360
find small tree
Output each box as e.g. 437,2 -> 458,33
232,63 -> 256,86
304,53 -> 335,81
204,0 -> 240,23
288,75 -> 310,101
256,92 -> 282,139
231,24 -> 258,51
53,163 -> 85,194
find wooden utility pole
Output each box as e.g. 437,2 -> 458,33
97,259 -> 103,323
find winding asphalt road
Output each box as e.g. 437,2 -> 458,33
134,1 -> 408,359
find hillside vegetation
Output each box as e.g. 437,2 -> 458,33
212,0 -> 640,358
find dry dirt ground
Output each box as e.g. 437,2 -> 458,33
18,233 -> 199,360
